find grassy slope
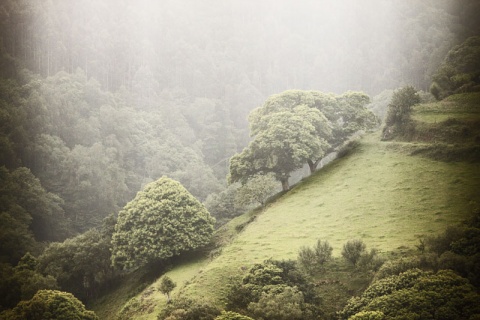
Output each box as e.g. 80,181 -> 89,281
95,93 -> 480,319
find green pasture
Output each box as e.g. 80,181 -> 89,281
123,133 -> 479,320
412,92 -> 480,123
97,93 -> 480,319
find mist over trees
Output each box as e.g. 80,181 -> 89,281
0,0 -> 479,317
0,0 -> 475,238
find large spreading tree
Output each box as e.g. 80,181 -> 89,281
229,90 -> 376,190
229,106 -> 329,191
111,177 -> 215,270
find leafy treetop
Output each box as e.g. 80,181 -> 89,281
111,177 -> 215,270
1,289 -> 98,320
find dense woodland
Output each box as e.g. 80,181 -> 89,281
1,0 -> 480,319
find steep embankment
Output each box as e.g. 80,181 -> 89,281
96,93 -> 480,320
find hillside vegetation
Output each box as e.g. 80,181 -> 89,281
96,92 -> 480,319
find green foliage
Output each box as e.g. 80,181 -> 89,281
225,260 -> 322,320
374,257 -> 423,281
158,276 -> 176,302
383,86 -> 421,140
341,239 -> 367,267
37,222 -> 115,301
357,249 -> 385,273
111,177 -> 215,270
420,212 -> 480,287
235,173 -> 277,208
348,311 -> 385,320
205,183 -> 246,227
297,239 -> 333,274
0,166 -> 68,264
0,254 -> 58,312
1,289 -> 98,320
247,285 -> 305,320
230,105 -> 330,190
157,297 -> 221,320
430,36 -> 480,100
339,269 -> 480,320
214,311 -> 254,320
229,90 -> 376,190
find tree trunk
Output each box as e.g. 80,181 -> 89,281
307,159 -> 321,174
280,178 -> 289,191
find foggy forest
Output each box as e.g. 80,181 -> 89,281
1,0 -> 480,319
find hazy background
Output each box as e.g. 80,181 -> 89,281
0,0 -> 478,233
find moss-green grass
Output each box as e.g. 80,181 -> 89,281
412,92 -> 480,123
116,133 -> 479,320
177,132 -> 479,306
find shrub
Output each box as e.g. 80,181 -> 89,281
342,239 -> 366,267
357,249 -> 384,272
424,226 -> 464,255
297,240 -> 333,274
214,311 -> 254,320
157,297 -> 220,320
374,257 -> 421,281
340,269 -> 480,320
349,311 -> 385,320
247,285 -> 305,320
225,260 -> 322,320
158,276 -> 176,302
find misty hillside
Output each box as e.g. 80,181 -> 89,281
94,92 -> 480,319
1,0 -> 480,319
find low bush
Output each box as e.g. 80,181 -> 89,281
297,240 -> 333,274
157,297 -> 221,320
342,239 -> 366,267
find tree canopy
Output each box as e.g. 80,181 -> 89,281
1,289 -> 98,320
382,86 -> 421,140
111,177 -> 215,269
339,269 -> 480,319
430,36 -> 480,100
229,90 -> 376,190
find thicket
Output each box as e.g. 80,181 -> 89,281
225,259 -> 323,320
339,210 -> 480,319
430,36 -> 480,100
157,297 -> 221,320
1,289 -> 98,320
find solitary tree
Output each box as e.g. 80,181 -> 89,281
111,177 -> 215,270
229,107 -> 329,191
229,90 -> 376,190
158,276 -> 176,303
248,91 -> 333,174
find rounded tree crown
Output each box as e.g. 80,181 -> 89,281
111,177 -> 215,269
